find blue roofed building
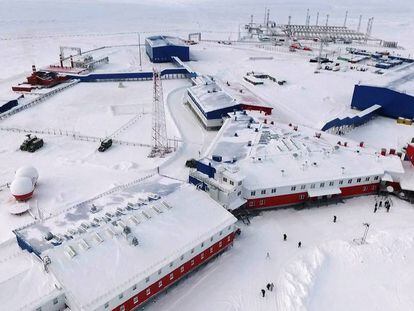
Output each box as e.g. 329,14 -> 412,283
145,35 -> 190,63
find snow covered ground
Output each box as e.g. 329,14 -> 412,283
0,0 -> 414,310
147,195 -> 414,311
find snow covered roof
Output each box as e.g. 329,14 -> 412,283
202,111 -> 404,190
17,183 -> 236,310
0,239 -> 62,311
188,82 -> 238,113
146,35 -> 187,48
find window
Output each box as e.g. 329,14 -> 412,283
365,177 -> 370,181
53,298 -> 58,305
320,182 -> 325,187
227,236 -> 231,242
133,284 -> 137,291
223,177 -> 228,182
271,188 -> 277,194
238,181 -> 242,186
249,201 -> 255,207
219,241 -> 223,247
119,294 -> 123,300
310,184 -> 315,189
219,231 -> 223,236
145,277 -> 150,283
180,255 -> 184,261
329,181 -> 334,186
300,194 -> 305,200
339,180 -> 344,185
169,262 -> 174,268
120,306 -> 125,311
134,297 -> 139,304
291,186 -> 296,191
259,199 -> 264,205
251,191 -> 256,196
201,253 -> 204,259
374,176 -> 379,180
230,180 -> 234,186
146,288 -> 151,296
158,269 -> 162,275
201,242 -> 204,247
158,280 -> 163,288
261,189 -> 266,194
191,259 -> 195,266
357,178 -> 361,183
210,247 -> 214,253
363,186 -> 367,191
169,273 -> 174,280
348,179 -> 352,184
300,185 -> 306,190
210,237 -> 214,242
104,303 -> 109,309
180,266 -> 185,273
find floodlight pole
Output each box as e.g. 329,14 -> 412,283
138,32 -> 142,71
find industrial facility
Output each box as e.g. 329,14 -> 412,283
145,36 -> 190,63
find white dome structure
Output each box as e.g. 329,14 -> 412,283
15,166 -> 39,185
10,177 -> 35,201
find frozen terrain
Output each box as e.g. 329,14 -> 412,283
0,0 -> 414,310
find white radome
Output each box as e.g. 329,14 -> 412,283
10,177 -> 34,196
15,166 -> 39,185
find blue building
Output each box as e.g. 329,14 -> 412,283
351,85 -> 414,119
145,36 -> 190,63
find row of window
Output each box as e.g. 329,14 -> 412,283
222,177 -> 242,187
250,176 -> 380,197
105,226 -> 233,310
35,297 -> 60,311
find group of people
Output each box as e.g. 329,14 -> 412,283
374,197 -> 392,213
260,282 -> 275,297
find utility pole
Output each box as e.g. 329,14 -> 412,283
305,8 -> 309,26
343,10 -> 348,27
357,15 -> 362,32
316,12 -> 319,26
325,14 -> 329,27
138,33 -> 142,71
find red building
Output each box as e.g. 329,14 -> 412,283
12,65 -> 68,92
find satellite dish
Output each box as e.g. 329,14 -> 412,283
386,185 -> 394,193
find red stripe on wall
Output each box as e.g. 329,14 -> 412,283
112,232 -> 236,311
246,183 -> 380,209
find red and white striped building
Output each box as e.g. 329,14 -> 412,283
12,183 -> 237,311
189,111 -> 404,211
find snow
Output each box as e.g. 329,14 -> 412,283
146,195 -> 414,311
0,0 -> 413,310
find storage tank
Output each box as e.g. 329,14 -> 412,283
15,166 -> 39,185
10,177 -> 35,201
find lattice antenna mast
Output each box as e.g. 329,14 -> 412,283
151,68 -> 169,156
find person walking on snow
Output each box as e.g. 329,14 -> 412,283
333,215 -> 337,223
270,283 -> 274,291
266,252 -> 270,259
298,241 -> 302,248
283,233 -> 287,241
261,289 -> 266,297
266,283 -> 271,291
374,206 -> 377,213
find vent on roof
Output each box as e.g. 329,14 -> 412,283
94,233 -> 103,244
162,201 -> 172,209
123,226 -> 132,235
80,222 -> 89,230
118,221 -> 127,229
129,216 -> 140,225
142,211 -> 151,219
105,227 -> 115,238
65,246 -> 77,258
79,239 -> 90,251
152,206 -> 163,214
